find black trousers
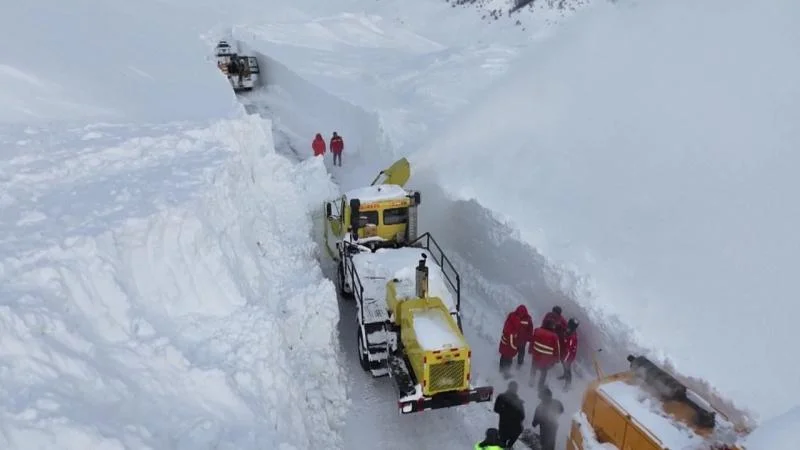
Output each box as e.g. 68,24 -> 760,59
499,356 -> 513,377
561,361 -> 573,387
517,342 -> 527,365
333,152 -> 342,166
530,364 -> 550,392
498,423 -> 522,448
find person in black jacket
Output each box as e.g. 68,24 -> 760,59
493,380 -> 525,448
532,387 -> 564,450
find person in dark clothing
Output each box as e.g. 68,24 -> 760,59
474,427 -> 503,449
226,57 -> 241,86
542,305 -> 568,339
531,387 -> 564,450
493,381 -> 525,448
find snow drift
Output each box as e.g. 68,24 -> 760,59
412,0 -> 800,423
0,116 -> 348,449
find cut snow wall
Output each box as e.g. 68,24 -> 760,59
0,116 -> 347,450
237,40 -> 394,165
413,177 -> 633,376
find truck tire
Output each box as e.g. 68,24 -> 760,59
337,261 -> 352,300
357,328 -> 370,372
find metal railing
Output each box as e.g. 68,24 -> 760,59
342,233 -> 463,330
341,241 -> 368,325
409,233 -> 461,314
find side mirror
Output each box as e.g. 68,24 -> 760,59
413,192 -> 421,205
325,202 -> 332,217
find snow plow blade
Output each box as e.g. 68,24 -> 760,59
398,385 -> 493,414
371,157 -> 410,187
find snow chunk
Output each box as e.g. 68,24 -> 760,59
412,308 -> 464,351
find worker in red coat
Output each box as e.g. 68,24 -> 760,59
312,133 -> 326,157
528,318 -> 561,392
557,318 -> 579,391
542,306 -> 568,339
330,131 -> 344,166
499,305 -> 528,379
516,307 -> 534,368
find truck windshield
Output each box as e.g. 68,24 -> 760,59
383,207 -> 409,225
359,211 -> 379,226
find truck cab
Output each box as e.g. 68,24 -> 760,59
324,158 -> 419,250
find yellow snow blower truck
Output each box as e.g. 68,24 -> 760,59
566,354 -> 750,450
323,158 -> 493,414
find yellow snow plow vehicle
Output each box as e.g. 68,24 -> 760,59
568,354 -> 750,450
323,158 -> 493,414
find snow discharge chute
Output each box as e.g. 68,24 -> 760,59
371,157 -> 410,187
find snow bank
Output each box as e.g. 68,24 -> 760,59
0,116 -> 348,449
743,406 -> 800,450
235,42 -> 391,165
236,10 -> 528,154
412,0 -> 800,421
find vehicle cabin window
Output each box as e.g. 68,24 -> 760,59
358,211 -> 379,227
383,207 -> 409,225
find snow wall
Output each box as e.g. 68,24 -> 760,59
236,40 -> 395,166
0,115 -> 348,448
411,0 -> 800,425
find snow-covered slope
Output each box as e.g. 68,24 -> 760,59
1,1 -> 353,448
412,0 -> 800,425
0,117 -> 347,449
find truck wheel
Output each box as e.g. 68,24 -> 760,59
357,329 -> 370,372
337,261 -> 353,300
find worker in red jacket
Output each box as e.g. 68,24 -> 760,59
557,318 -> 579,391
312,133 -> 326,157
528,318 -> 561,392
542,306 -> 568,339
330,131 -> 344,166
516,307 -> 534,368
499,305 -> 528,379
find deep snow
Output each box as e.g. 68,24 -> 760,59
1,0 -> 353,447
5,0 -> 797,447
413,0 -> 800,426
0,116 -> 348,449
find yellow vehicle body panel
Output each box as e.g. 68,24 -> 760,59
386,280 -> 470,397
569,372 -> 746,450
